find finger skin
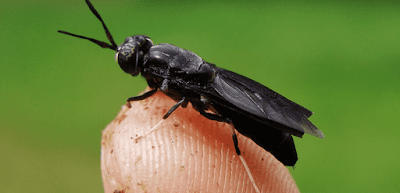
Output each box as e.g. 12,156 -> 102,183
101,89 -> 300,193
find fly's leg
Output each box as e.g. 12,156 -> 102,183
200,110 -> 259,192
126,88 -> 158,108
163,97 -> 186,119
199,111 -> 241,155
231,129 -> 240,155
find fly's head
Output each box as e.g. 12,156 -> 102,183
58,0 -> 154,77
116,35 -> 153,76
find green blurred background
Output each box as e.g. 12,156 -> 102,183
1,0 -> 399,192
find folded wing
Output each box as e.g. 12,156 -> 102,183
192,67 -> 324,139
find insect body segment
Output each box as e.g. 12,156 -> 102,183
116,35 -> 153,76
58,0 -> 324,166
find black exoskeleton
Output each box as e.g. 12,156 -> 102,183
59,0 -> 324,166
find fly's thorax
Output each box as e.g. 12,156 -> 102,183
145,44 -> 216,85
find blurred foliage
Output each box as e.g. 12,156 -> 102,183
1,0 -> 399,192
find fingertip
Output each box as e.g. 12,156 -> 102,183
101,88 -> 299,192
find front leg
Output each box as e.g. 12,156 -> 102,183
126,88 -> 158,108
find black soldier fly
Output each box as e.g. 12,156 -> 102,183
59,0 -> 324,166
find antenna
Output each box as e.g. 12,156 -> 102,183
58,0 -> 118,51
